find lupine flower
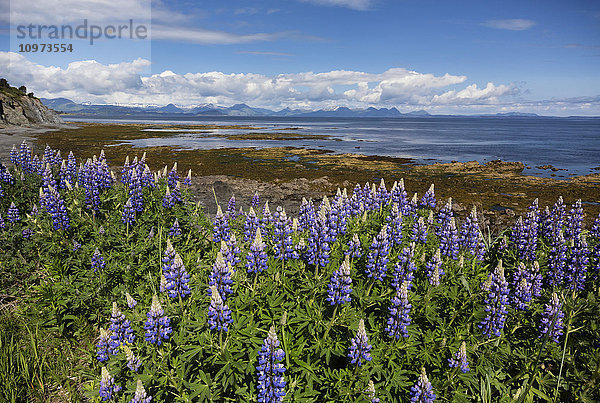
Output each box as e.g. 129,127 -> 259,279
251,191 -> 260,207
392,244 -> 416,291
565,199 -> 584,240
99,367 -> 121,401
257,325 -> 286,403
126,292 -> 137,308
261,201 -> 274,227
30,204 -> 39,216
130,380 -> 152,403
167,162 -> 179,189
365,225 -> 390,281
512,262 -> 534,310
306,209 -> 331,267
247,228 -> 269,274
479,260 -> 510,338
122,197 -> 136,226
345,233 -> 362,258
420,183 -> 436,209
410,367 -> 436,403
565,235 -> 589,291
92,248 -> 105,272
128,170 -> 144,212
7,202 -> 20,223
547,230 -> 568,287
213,205 -> 230,243
326,255 -> 353,305
164,253 -> 191,299
365,380 -> 379,403
98,225 -> 105,235
448,341 -> 469,373
439,217 -> 459,259
123,345 -> 142,372
141,165 -> 155,188
22,228 -> 33,239
109,302 -> 135,352
460,206 -> 485,260
386,281 -> 411,339
225,234 -> 242,267
411,216 -> 427,243
273,207 -> 297,261
244,207 -> 260,242
386,203 -> 404,246
209,251 -> 233,300
426,249 -> 444,287
162,239 -> 176,279
348,319 -> 372,366
162,186 -> 176,208
144,295 -> 172,345
227,194 -> 237,219
0,213 -> 4,230
96,328 -> 114,362
72,240 -> 81,252
169,218 -> 182,237
207,285 -> 233,332
183,169 -> 192,186
540,292 -> 565,343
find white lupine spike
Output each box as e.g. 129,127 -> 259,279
292,218 -> 299,232
336,188 -> 342,197
342,188 -> 348,198
379,178 -> 386,190
162,165 -> 168,176
411,193 -> 418,204
141,152 -> 147,161
124,155 -> 130,166
172,162 -> 177,171
216,205 -> 223,217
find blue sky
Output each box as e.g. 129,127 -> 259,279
1,0 -> 599,115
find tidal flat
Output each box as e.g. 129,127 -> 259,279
13,122 -> 600,230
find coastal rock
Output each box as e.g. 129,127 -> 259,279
0,81 -> 64,126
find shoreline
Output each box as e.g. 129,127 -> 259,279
1,122 -> 598,234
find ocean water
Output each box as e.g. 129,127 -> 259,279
64,115 -> 600,179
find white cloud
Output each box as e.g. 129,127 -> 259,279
482,19 -> 536,31
151,25 -> 283,44
0,51 -> 536,112
298,0 -> 373,11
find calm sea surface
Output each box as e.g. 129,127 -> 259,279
64,116 -> 600,179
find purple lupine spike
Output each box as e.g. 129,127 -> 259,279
141,165 -> 155,188
92,248 -> 105,272
426,249 -> 444,287
209,251 -> 233,300
212,205 -> 230,243
391,179 -> 408,211
261,200 -> 273,227
99,367 -> 121,401
411,216 -> 427,244
162,239 -> 176,278
392,243 -> 416,291
348,319 -> 372,366
109,302 -> 135,353
144,295 -> 172,345
183,169 -> 192,186
169,218 -> 182,237
247,228 -> 268,274
547,230 -> 568,287
207,285 -> 233,332
251,191 -> 260,208
479,260 -> 510,338
130,380 -> 152,403
345,233 -> 362,259
171,181 -> 182,203
512,262 -> 533,311
448,341 -> 470,373
565,235 -> 589,291
96,328 -> 113,362
531,261 -> 543,297
386,203 -> 404,246
0,213 -> 4,230
122,197 -> 136,226
129,169 -> 144,212
565,199 -> 584,241
410,367 -> 436,403
126,292 -> 137,309
257,326 -> 286,402
9,144 -> 18,165
43,185 -> 70,230
306,209 -> 331,267
365,225 -> 390,281
7,202 -> 20,223
244,207 -> 260,242
162,186 -> 176,209
167,162 -> 179,189
326,256 -> 353,305
460,206 -> 485,260
386,281 -> 411,339
298,198 -> 316,231
273,207 -> 297,261
226,234 -> 242,266
439,217 -> 459,260
227,194 -> 236,219
165,253 -> 191,299
420,183 -> 436,209
365,380 -> 379,403
539,292 -> 564,343
122,345 -> 141,372
121,156 -> 131,184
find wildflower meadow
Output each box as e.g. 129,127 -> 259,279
1,141 -> 599,402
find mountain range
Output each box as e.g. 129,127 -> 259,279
40,97 -> 541,118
